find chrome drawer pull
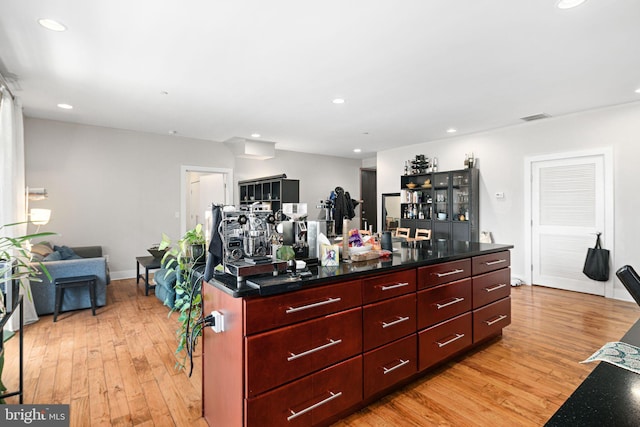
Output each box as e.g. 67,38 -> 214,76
383,359 -> 410,375
436,297 -> 464,309
381,282 -> 410,291
287,339 -> 342,361
286,297 -> 342,314
484,259 -> 507,266
382,316 -> 410,329
435,268 -> 464,278
485,314 -> 508,326
485,283 -> 507,293
287,391 -> 343,421
436,333 -> 465,348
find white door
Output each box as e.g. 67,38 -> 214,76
531,154 -> 608,295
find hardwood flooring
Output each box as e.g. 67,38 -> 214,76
2,279 -> 638,426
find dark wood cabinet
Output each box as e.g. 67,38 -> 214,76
400,168 -> 479,241
203,248 -> 511,426
239,174 -> 299,214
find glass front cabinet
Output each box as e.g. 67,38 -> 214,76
399,168 -> 479,241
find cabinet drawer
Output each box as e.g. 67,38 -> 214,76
363,294 -> 416,351
472,268 -> 511,308
418,312 -> 472,371
362,269 -> 416,304
246,356 -> 362,427
473,296 -> 511,343
417,259 -> 471,289
364,334 -> 417,399
472,251 -> 510,276
246,308 -> 362,397
417,278 -> 471,329
245,280 -> 362,335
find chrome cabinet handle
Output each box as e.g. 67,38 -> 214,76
435,268 -> 464,277
286,297 -> 341,314
381,282 -> 409,291
382,316 -> 410,329
484,283 -> 507,292
383,359 -> 410,375
436,333 -> 465,348
485,314 -> 508,326
485,259 -> 507,266
436,297 -> 464,309
287,339 -> 342,361
287,391 -> 343,421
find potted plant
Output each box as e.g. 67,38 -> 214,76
0,222 -> 55,402
158,224 -> 207,374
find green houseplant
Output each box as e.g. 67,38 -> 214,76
1,222 -> 55,402
158,223 -> 207,373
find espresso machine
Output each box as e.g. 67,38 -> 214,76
220,204 -> 287,280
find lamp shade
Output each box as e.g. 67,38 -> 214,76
30,208 -> 51,225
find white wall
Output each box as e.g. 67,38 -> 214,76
234,151 -> 361,223
24,118 -> 361,278
377,101 -> 640,300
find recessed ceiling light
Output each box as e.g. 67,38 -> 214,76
57,103 -> 73,110
353,148 -> 362,153
635,88 -> 640,94
160,91 -> 169,95
251,133 -> 261,138
447,128 -> 457,133
556,0 -> 587,9
332,98 -> 345,104
38,18 -> 67,32
169,130 -> 177,135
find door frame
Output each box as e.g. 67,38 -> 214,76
524,147 -> 614,296
180,165 -> 233,237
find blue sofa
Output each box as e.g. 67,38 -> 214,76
29,244 -> 110,316
154,259 -> 177,309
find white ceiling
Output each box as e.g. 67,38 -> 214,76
1,0 -> 639,159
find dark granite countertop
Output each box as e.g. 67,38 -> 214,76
205,240 -> 513,298
545,317 -> 640,427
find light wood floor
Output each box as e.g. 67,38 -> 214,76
2,279 -> 639,426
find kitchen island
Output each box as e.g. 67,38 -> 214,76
202,240 -> 513,426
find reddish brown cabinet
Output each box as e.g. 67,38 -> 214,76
418,259 -> 471,289
363,294 -> 416,351
203,247 -> 512,426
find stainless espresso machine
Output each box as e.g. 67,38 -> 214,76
220,204 -> 287,280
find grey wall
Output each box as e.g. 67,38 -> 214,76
25,118 -> 361,278
377,101 -> 640,300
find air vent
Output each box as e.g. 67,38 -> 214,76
520,113 -> 551,122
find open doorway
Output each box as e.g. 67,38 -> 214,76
180,166 -> 233,237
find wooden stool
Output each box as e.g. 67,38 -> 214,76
53,275 -> 97,322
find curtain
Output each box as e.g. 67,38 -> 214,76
1,85 -> 39,329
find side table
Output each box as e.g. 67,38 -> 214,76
136,256 -> 161,296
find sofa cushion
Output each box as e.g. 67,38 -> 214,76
43,251 -> 63,262
54,245 -> 83,260
31,242 -> 54,257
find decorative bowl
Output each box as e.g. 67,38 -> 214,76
406,182 -> 417,189
148,246 -> 168,259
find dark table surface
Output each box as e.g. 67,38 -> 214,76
206,240 -> 513,298
545,317 -> 640,427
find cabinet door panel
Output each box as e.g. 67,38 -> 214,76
418,259 -> 471,289
472,251 -> 511,275
417,278 -> 471,329
246,308 -> 362,397
473,297 -> 511,343
364,334 -> 417,399
363,294 -> 416,351
362,269 -> 416,304
472,268 -> 511,308
246,356 -> 362,427
418,312 -> 472,371
245,280 -> 362,334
